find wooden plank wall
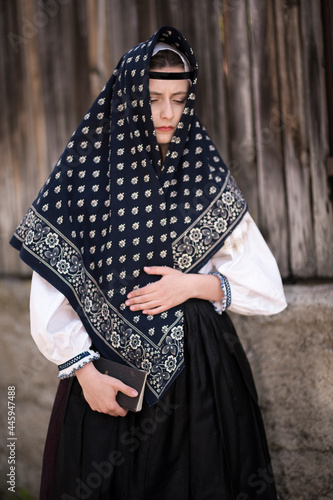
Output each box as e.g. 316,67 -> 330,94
1,0 -> 332,278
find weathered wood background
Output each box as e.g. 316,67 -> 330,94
1,0 -> 332,278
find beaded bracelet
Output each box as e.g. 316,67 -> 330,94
58,350 -> 100,379
209,271 -> 232,312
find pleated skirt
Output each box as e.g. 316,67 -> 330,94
40,299 -> 278,500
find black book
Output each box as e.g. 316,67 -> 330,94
94,357 -> 147,412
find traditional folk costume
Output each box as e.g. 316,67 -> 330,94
11,26 -> 286,499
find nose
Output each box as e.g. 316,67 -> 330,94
161,98 -> 174,120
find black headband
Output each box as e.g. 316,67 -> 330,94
149,71 -> 194,80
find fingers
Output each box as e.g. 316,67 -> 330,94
126,266 -> 173,299
126,297 -> 169,314
105,402 -> 128,418
94,393 -> 129,417
99,379 -> 137,416
126,270 -> 164,300
83,389 -> 125,416
142,305 -> 168,315
126,266 -> 180,313
143,266 -> 172,276
101,379 -> 137,416
127,298 -> 162,312
114,379 -> 138,399
80,372 -> 136,417
126,266 -> 176,301
126,284 -> 161,309
127,286 -> 152,300
126,287 -> 171,313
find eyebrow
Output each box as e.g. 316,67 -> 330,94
149,91 -> 188,96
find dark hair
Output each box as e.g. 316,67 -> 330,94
150,49 -> 184,70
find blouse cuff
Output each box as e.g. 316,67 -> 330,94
58,349 -> 100,379
209,271 -> 232,315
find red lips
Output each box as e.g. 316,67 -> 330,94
156,126 -> 174,131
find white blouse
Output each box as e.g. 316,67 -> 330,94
30,212 -> 287,378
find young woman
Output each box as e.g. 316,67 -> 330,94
11,27 -> 286,499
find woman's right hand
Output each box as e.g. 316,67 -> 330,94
75,361 -> 138,417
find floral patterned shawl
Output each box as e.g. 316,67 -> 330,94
10,26 -> 247,405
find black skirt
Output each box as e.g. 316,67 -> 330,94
40,299 -> 277,500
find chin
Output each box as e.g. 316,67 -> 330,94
156,135 -> 172,146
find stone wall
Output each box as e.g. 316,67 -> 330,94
229,283 -> 333,500
0,279 -> 332,499
0,279 -> 58,500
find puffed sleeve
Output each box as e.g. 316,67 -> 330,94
199,212 -> 287,315
30,271 -> 100,378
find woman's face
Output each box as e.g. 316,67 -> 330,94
149,67 -> 190,157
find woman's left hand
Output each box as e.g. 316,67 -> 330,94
125,266 -> 192,315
